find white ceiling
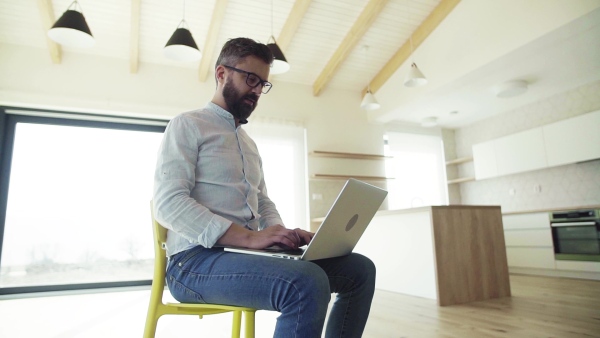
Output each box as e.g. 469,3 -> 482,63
371,1 -> 600,128
0,0 -> 599,129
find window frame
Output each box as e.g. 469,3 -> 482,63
0,106 -> 167,295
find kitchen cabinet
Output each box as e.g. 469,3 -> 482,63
494,127 -> 547,176
555,260 -> 600,273
472,110 -> 600,180
502,213 -> 555,270
502,209 -> 600,280
543,110 -> 600,167
505,247 -> 556,269
355,205 -> 511,306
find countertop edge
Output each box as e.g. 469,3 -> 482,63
502,204 -> 600,215
311,204 -> 600,222
374,205 -> 501,216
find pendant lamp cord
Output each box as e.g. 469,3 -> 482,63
178,0 -> 188,29
408,3 -> 414,64
409,37 -> 414,64
364,45 -> 371,93
68,0 -> 82,12
270,0 -> 275,42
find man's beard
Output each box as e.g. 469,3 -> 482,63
223,80 -> 258,124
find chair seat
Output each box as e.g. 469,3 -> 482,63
166,302 -> 255,311
145,201 -> 256,338
163,302 -> 256,317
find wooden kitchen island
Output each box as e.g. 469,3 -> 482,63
354,205 -> 511,306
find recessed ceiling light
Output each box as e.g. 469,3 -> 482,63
493,80 -> 528,98
421,116 -> 438,127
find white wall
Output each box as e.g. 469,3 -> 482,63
0,43 -> 391,219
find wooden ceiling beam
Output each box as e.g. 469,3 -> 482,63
276,0 -> 312,51
312,0 -> 388,96
36,0 -> 61,64
198,0 -> 230,82
130,0 -> 141,73
363,0 -> 461,96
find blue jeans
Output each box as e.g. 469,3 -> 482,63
166,246 -> 376,338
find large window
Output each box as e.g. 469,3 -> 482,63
0,109 -> 166,293
384,132 -> 448,209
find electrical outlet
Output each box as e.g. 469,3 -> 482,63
533,185 -> 542,193
312,193 -> 323,200
509,188 -> 516,196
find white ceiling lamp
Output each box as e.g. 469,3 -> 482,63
360,45 -> 380,111
405,62 -> 428,87
421,116 -> 438,127
361,90 -> 381,111
403,4 -> 427,88
493,80 -> 529,98
164,0 -> 202,62
47,1 -> 94,48
267,0 -> 290,74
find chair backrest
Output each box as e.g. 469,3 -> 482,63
150,201 -> 168,289
146,201 -> 257,338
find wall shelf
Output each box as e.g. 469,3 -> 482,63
446,157 -> 474,185
445,156 -> 473,166
311,174 -> 393,181
447,177 -> 475,185
310,150 -> 391,160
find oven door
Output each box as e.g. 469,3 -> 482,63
551,221 -> 600,261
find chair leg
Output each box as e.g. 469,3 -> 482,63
143,312 -> 159,338
231,311 -> 242,338
244,310 -> 255,338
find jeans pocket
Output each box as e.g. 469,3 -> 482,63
172,245 -> 205,269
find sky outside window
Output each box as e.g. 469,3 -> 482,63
0,122 -> 163,288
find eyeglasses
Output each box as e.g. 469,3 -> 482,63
223,65 -> 273,94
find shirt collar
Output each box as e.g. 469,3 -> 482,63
206,102 -> 235,121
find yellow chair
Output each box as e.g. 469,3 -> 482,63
144,201 -> 256,338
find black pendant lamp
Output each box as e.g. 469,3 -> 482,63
267,0 -> 289,74
164,1 -> 201,62
267,37 -> 290,74
47,1 -> 94,48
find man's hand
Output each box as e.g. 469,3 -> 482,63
216,224 -> 314,250
292,228 -> 314,247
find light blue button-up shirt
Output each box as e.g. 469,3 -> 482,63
153,102 -> 283,256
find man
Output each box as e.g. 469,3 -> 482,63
153,37 -> 375,338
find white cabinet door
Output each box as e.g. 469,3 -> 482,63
503,213 -> 554,269
555,260 -> 600,272
472,140 -> 498,179
543,110 -> 600,167
506,247 -> 556,269
504,230 -> 553,247
503,213 -> 549,230
495,127 -> 548,176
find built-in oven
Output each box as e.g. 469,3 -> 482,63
550,209 -> 600,262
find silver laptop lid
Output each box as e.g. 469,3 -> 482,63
301,178 -> 387,261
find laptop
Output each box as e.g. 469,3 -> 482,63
224,178 -> 388,261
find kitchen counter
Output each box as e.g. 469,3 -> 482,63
502,204 -> 600,215
354,205 -> 511,306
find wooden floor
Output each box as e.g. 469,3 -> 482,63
0,274 -> 598,337
365,274 -> 600,337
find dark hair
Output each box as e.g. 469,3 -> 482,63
215,37 -> 274,69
